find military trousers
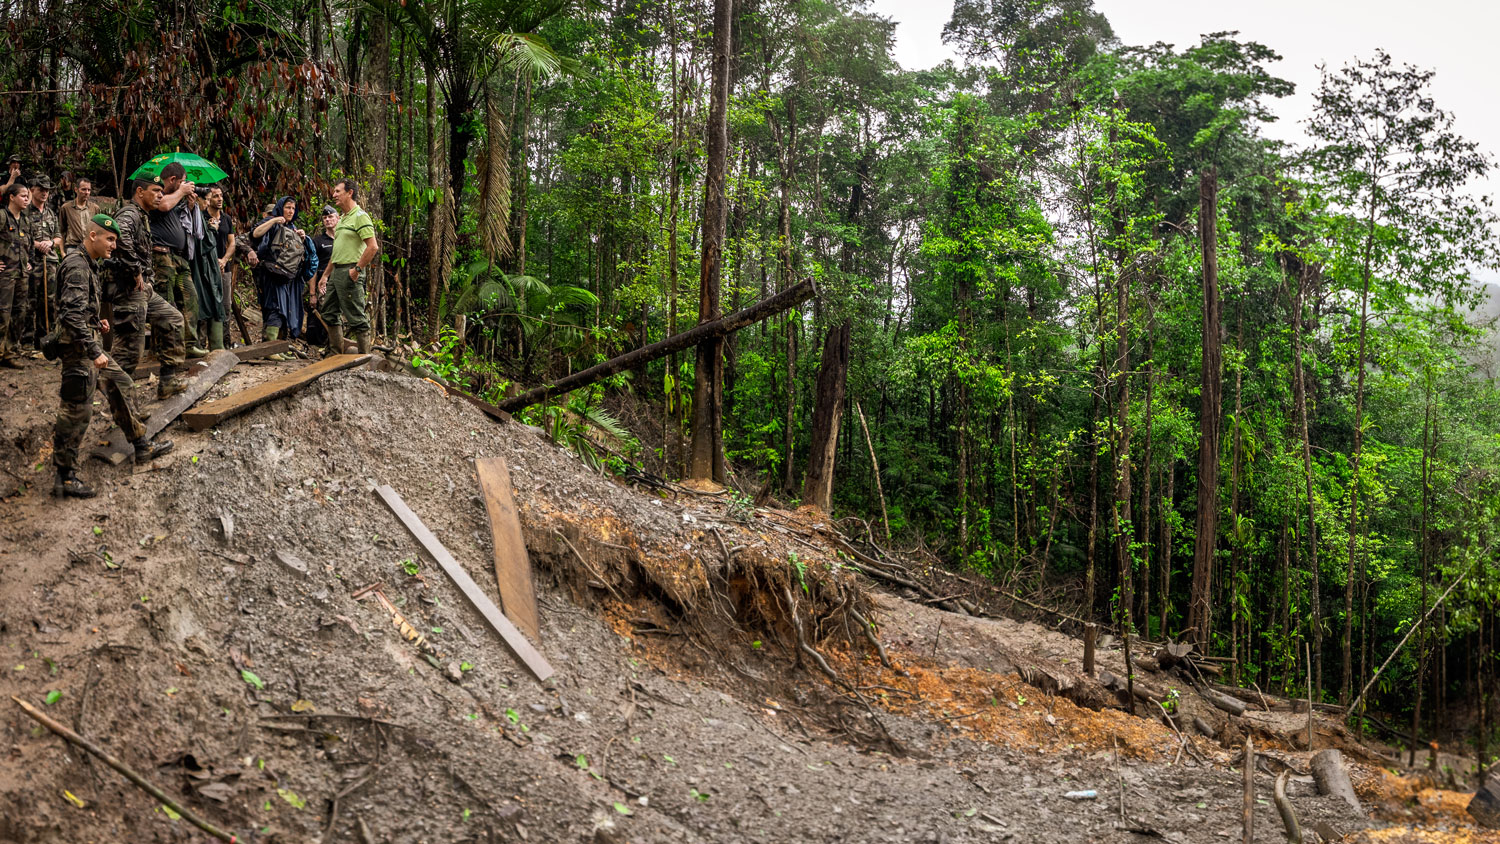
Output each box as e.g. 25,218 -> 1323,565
0,265 -> 21,359
152,250 -> 198,345
54,346 -> 145,472
110,284 -> 186,379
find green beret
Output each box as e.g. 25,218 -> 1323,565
91,213 -> 120,237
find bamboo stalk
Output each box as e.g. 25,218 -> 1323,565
12,696 -> 240,842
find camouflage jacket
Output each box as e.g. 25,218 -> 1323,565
106,200 -> 153,299
27,204 -> 60,266
55,249 -> 104,360
0,206 -> 30,275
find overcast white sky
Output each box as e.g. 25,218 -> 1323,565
864,0 -> 1500,291
865,0 -> 1500,180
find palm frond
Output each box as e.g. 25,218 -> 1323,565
547,284 -> 600,311
488,31 -> 570,81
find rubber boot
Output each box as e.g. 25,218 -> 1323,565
326,325 -> 345,358
54,469 -> 96,498
208,320 -> 225,351
264,325 -> 294,361
355,331 -> 373,355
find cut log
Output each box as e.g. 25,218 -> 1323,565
375,485 -> 554,683
1192,715 -> 1215,738
475,457 -> 541,642
1467,778 -> 1500,829
1212,684 -> 1270,709
497,278 -> 815,413
1310,749 -> 1362,814
1099,670 -> 1165,704
181,354 -> 372,431
1204,687 -> 1249,717
91,350 -> 238,464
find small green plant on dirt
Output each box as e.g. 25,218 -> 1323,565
690,788 -> 709,803
411,326 -> 466,384
400,558 -> 420,576
789,552 -> 809,595
1163,687 -> 1181,714
726,490 -> 755,523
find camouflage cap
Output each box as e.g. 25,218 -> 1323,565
91,213 -> 121,237
5,154 -> 19,165
30,175 -> 52,190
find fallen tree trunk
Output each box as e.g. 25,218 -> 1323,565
498,278 -> 816,414
1203,687 -> 1249,717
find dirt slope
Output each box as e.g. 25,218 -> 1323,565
0,357 -> 1483,842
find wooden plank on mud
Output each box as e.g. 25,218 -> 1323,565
127,340 -> 292,379
180,354 -> 371,431
91,349 -> 239,465
375,484 -> 554,683
475,456 -> 541,641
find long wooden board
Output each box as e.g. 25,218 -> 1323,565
128,340 -> 292,379
475,457 -> 541,641
375,485 -> 554,682
180,354 -> 371,431
91,349 -> 239,464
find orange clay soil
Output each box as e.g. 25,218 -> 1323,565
825,645 -> 1183,761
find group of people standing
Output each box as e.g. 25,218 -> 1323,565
0,157 -> 380,499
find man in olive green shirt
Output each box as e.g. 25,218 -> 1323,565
317,178 -> 379,355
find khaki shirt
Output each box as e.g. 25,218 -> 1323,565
59,198 -> 99,249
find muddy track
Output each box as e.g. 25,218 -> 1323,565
0,356 -> 1476,842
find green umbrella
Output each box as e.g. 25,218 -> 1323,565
128,152 -> 229,185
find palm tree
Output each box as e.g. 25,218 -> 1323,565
360,0 -> 571,203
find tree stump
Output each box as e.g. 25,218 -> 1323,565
1310,749 -> 1362,814
1468,778 -> 1500,829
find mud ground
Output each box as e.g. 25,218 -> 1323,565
0,353 -> 1489,842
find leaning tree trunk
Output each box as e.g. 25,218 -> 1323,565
1188,166 -> 1222,652
802,319 -> 851,512
687,0 -> 733,483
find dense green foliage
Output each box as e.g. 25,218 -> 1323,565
6,0 -> 1500,761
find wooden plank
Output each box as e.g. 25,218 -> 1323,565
180,354 -> 371,431
374,485 -> 554,682
91,350 -> 239,465
229,339 -> 293,362
475,457 -> 541,641
127,340 -> 291,379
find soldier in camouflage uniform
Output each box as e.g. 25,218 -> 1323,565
51,213 -> 173,498
108,176 -> 187,398
23,175 -> 61,349
0,181 -> 31,367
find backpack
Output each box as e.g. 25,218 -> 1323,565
299,232 -> 319,283
257,220 -> 304,280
